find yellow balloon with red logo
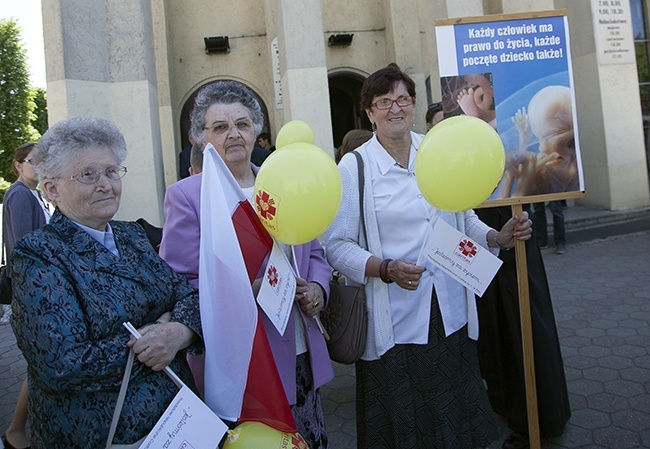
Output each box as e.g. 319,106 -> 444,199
254,142 -> 342,245
415,115 -> 505,212
274,120 -> 315,149
223,422 -> 309,449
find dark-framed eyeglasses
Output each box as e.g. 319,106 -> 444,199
70,166 -> 127,184
20,159 -> 34,165
372,95 -> 414,110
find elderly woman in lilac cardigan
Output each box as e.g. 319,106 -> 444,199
160,80 -> 333,449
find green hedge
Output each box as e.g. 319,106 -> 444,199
0,179 -> 12,203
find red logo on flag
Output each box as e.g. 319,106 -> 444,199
256,190 -> 277,220
267,265 -> 279,287
458,239 -> 478,258
281,433 -> 309,449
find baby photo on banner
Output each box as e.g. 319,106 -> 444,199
435,10 -> 585,203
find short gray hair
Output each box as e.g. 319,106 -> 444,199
189,81 -> 264,145
33,116 -> 127,181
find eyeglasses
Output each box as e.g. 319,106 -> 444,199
204,119 -> 253,136
372,95 -> 414,110
70,166 -> 127,184
20,159 -> 34,165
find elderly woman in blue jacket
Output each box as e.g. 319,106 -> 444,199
10,116 -> 202,449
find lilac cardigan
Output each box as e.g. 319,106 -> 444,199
159,165 -> 334,404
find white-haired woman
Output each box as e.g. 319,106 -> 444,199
10,116 -> 202,449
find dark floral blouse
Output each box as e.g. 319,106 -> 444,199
10,210 -> 203,449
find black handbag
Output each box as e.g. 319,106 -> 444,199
0,266 -> 12,305
321,151 -> 368,364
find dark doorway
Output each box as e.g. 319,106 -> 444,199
328,72 -> 371,149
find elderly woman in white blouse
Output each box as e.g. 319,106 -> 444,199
325,64 -> 533,449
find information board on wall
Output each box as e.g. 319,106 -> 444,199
435,11 -> 585,205
591,0 -> 636,65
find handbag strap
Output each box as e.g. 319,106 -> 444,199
105,349 -> 136,449
351,151 -> 368,249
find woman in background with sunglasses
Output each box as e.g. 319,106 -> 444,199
1,142 -> 51,449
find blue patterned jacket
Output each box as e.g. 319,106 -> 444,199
10,210 -> 202,449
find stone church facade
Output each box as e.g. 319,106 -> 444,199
42,0 -> 650,224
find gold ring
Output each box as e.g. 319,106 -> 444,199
313,301 -> 319,307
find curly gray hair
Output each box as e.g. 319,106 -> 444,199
32,116 -> 127,181
189,81 -> 264,145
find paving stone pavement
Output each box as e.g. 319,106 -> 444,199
0,207 -> 648,449
320,228 -> 650,449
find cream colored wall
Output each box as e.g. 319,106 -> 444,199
43,0 -> 167,224
323,0 -> 386,77
42,0 -> 650,220
558,0 -> 650,209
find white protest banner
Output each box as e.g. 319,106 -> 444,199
423,219 -> 502,297
139,385 -> 228,449
257,241 -> 296,336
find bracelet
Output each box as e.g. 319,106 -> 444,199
494,232 -> 512,251
379,258 -> 394,283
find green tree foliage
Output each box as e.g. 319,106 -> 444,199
30,87 -> 48,136
0,19 -> 40,182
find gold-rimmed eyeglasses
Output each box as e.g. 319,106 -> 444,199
204,119 -> 253,136
70,166 -> 127,184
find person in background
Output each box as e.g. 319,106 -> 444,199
178,133 -> 195,179
188,141 -> 205,176
325,63 -> 533,448
533,201 -> 567,254
336,129 -> 373,164
1,142 -> 51,449
474,206 -> 570,449
251,144 -> 271,166
159,80 -> 333,448
257,132 -> 276,152
10,116 -> 202,448
425,102 -> 444,130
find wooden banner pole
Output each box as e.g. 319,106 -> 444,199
512,203 -> 541,449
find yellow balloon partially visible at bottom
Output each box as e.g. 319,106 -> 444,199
223,422 -> 309,449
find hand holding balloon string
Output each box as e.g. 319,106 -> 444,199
292,248 -> 330,340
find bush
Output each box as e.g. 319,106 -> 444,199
0,179 -> 12,203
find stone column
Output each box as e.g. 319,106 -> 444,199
42,0 -> 166,223
424,0 -> 486,112
557,0 -> 650,209
500,0 -> 556,13
381,0 -> 430,131
273,0 -> 334,154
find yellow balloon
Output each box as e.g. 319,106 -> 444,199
254,142 -> 342,245
415,115 -> 505,212
275,120 -> 315,149
223,422 -> 309,449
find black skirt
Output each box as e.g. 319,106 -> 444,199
475,206 -> 570,437
355,290 -> 498,449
